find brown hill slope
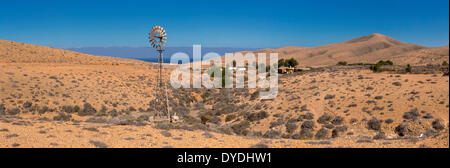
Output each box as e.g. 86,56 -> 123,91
237,33 -> 449,66
0,39 -> 144,65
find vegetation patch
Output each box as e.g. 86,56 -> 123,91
231,121 -> 250,136
89,140 -> 108,148
367,118 -> 381,131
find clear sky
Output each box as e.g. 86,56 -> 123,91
0,0 -> 448,48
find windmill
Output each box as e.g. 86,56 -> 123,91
149,26 -> 171,122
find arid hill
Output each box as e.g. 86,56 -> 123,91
0,38 -> 448,148
0,39 -> 145,65
236,33 -> 449,67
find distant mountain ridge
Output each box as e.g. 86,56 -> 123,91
236,33 -> 449,66
1,33 -> 448,66
67,46 -> 261,63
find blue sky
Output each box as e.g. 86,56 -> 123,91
0,0 -> 448,48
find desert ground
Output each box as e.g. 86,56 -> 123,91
0,34 -> 449,148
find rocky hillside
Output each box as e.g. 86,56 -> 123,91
237,33 -> 449,66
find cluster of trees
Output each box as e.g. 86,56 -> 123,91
229,58 -> 302,69
370,64 -> 382,72
336,61 -> 347,66
368,60 -> 415,73
376,60 -> 394,66
405,64 -> 412,73
337,60 -> 449,74
337,60 -> 394,67
370,60 -> 394,72
278,58 -> 299,67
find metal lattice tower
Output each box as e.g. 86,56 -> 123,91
149,26 -> 171,121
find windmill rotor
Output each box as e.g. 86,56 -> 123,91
149,26 -> 167,49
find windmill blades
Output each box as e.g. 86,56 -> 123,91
160,29 -> 166,37
153,43 -> 160,48
149,25 -> 168,49
149,31 -> 156,44
150,39 -> 158,48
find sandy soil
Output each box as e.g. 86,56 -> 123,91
0,119 -> 447,148
1,63 -> 448,148
0,38 -> 448,148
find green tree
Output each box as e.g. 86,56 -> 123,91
406,64 -> 412,73
278,59 -> 286,67
337,61 -> 347,66
386,60 -> 394,65
286,58 -> 299,67
377,60 -> 393,66
370,64 -> 381,72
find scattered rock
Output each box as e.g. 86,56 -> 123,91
373,132 -> 386,140
161,131 -> 172,137
317,114 -> 332,124
331,126 -> 347,138
89,140 -> 108,148
53,113 -> 71,121
0,104 -> 5,115
356,139 -> 373,143
395,124 -> 408,136
292,128 -> 314,139
403,108 -> 420,120
6,134 -> 19,138
8,108 -> 20,115
315,128 -> 329,140
305,141 -> 331,145
324,94 -> 335,100
367,118 -> 381,131
301,121 -> 315,129
374,96 -> 383,100
79,103 -> 97,116
285,122 -> 298,134
250,142 -> 269,148
302,113 -> 314,120
263,130 -> 281,139
331,116 -> 344,125
23,102 -> 32,108
392,82 -> 402,86
432,119 -> 445,131
245,111 -> 268,122
385,119 -> 394,124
